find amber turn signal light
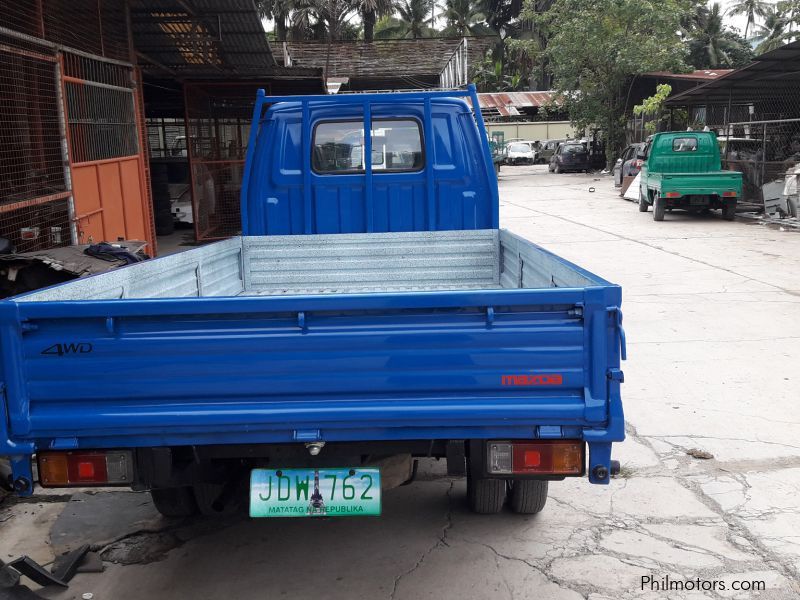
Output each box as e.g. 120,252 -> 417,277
38,450 -> 134,487
487,441 -> 584,475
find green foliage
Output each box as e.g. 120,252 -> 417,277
471,50 -> 523,91
442,0 -> 492,36
686,3 -> 755,68
529,0 -> 689,165
750,4 -> 791,54
375,0 -> 434,39
727,0 -> 771,38
633,84 -> 672,134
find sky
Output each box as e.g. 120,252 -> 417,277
720,0 -> 751,34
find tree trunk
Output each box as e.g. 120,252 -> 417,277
363,9 -> 376,42
276,17 -> 288,42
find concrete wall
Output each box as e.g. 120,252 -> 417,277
485,121 -> 579,142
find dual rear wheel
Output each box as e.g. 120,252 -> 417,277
467,474 -> 548,515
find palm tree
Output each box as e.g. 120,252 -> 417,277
750,6 -> 790,53
727,0 -> 771,38
779,0 -> 800,35
375,0 -> 431,38
443,0 -> 487,36
257,0 -> 294,41
356,0 -> 396,41
291,0 -> 358,41
687,3 -> 738,67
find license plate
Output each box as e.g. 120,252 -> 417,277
249,468 -> 381,518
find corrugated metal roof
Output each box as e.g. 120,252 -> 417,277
130,0 -> 280,78
666,41 -> 800,105
280,37 -> 495,78
643,69 -> 734,81
468,92 -> 558,117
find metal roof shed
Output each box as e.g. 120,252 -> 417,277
129,0 -> 324,241
665,42 -> 800,209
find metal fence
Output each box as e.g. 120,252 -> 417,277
185,83 -> 260,241
146,117 -> 187,159
717,117 -> 800,212
662,48 -> 800,213
1,1 -> 155,254
63,60 -> 139,164
0,31 -> 72,252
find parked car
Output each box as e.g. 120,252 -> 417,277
549,142 -> 591,173
0,86 -> 626,520
538,138 -> 564,164
637,131 -> 742,221
613,143 -> 645,187
506,141 -> 537,165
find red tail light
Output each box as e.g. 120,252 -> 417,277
38,451 -> 134,487
487,441 -> 585,475
664,192 -> 681,198
722,191 -> 737,197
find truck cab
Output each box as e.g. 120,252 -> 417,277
241,90 -> 496,236
637,131 -> 743,221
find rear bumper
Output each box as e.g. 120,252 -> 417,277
662,194 -> 738,207
559,161 -> 590,171
3,406 -> 625,494
13,426 -> 623,496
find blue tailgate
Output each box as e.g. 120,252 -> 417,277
0,283 -> 624,460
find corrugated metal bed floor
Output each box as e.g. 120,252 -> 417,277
16,230 -> 600,302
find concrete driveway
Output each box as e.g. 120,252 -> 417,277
2,165 -> 799,599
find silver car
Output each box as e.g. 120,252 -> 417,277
613,143 -> 645,187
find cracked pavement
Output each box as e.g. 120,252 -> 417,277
2,166 -> 799,599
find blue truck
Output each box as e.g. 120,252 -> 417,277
0,85 -> 625,518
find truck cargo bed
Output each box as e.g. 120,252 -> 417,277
18,229 -> 601,302
2,229 -> 623,489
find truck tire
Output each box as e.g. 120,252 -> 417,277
467,475 -> 506,514
508,480 -> 548,514
722,202 -> 736,221
653,196 -> 666,221
638,189 -> 649,212
150,487 -> 197,517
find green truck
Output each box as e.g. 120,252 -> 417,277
637,131 -> 742,221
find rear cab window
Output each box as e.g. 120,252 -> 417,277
672,137 -> 698,152
312,119 -> 424,174
562,143 -> 585,153
508,143 -> 531,152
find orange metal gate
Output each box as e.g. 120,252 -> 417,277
61,52 -> 155,253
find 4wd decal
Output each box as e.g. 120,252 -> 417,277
41,342 -> 94,356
